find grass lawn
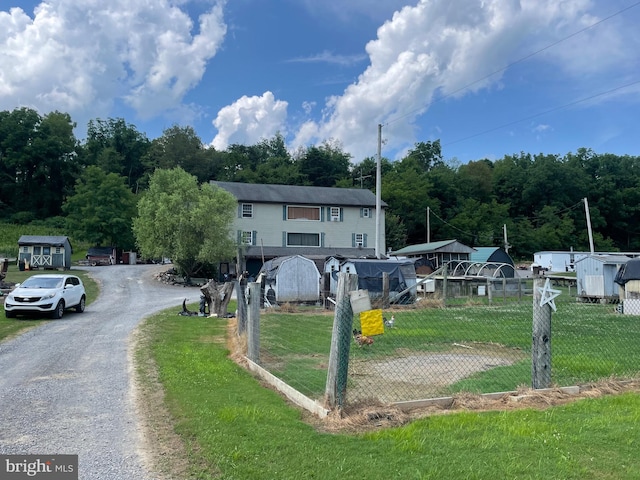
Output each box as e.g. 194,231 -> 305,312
137,307 -> 640,479
0,267 -> 98,340
256,292 -> 640,403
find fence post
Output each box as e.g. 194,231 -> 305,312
532,278 -> 552,388
247,281 -> 261,364
487,277 -> 493,305
235,281 -> 247,335
325,273 -> 358,410
442,263 -> 448,305
382,272 -> 390,309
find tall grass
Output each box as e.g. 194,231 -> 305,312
0,221 -> 91,262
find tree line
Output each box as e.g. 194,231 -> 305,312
1,106 -> 639,260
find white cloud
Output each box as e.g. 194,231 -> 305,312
211,91 -> 288,150
287,0 -> 640,161
0,0 -> 226,125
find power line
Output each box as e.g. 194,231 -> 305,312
443,79 -> 640,147
384,1 -> 640,127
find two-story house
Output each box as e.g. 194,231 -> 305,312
211,181 -> 386,277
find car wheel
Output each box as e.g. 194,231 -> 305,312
75,295 -> 86,313
5,310 -> 16,319
52,300 -> 65,319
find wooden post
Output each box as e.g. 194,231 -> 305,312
235,281 -> 247,335
382,272 -> 390,309
442,263 -> 448,305
532,278 -> 552,389
325,273 -> 358,409
247,282 -> 261,364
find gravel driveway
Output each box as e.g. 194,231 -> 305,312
0,264 -> 201,479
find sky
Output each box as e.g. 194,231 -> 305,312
1,0 -> 639,164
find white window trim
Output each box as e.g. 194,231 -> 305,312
330,206 -> 341,222
287,205 -> 321,222
362,207 -> 370,218
241,203 -> 253,218
355,233 -> 365,247
286,232 -> 320,247
241,231 -> 253,245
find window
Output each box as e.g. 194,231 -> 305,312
43,247 -> 50,255
355,233 -> 364,247
362,207 -> 370,218
241,203 -> 253,218
287,233 -> 320,247
287,206 -> 320,221
241,231 -> 253,245
330,207 -> 341,222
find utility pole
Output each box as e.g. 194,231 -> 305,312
375,124 -> 382,258
356,169 -> 371,189
503,224 -> 511,254
584,197 -> 595,254
426,207 -> 430,243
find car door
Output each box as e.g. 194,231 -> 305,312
64,277 -> 81,307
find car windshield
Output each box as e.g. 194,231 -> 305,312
20,277 -> 64,289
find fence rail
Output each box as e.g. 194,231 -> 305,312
240,272 -> 640,413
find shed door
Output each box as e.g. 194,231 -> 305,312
585,275 -> 604,297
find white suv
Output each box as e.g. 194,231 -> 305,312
4,274 -> 86,319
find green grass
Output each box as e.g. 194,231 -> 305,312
257,296 -> 640,401
0,267 -> 98,340
138,308 -> 640,479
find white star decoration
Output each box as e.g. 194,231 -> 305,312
538,278 -> 561,312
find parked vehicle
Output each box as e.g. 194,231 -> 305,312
4,274 -> 86,319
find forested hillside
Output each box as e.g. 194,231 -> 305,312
1,107 -> 638,259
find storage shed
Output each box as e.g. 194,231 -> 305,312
390,240 -> 475,271
17,235 -> 72,270
576,254 -> 629,301
468,247 -> 516,278
325,257 -> 417,301
259,255 -> 321,303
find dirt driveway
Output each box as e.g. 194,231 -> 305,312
0,264 -> 200,479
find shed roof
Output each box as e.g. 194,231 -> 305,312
576,254 -> 631,265
470,247 -> 514,265
391,240 -> 475,256
211,181 -> 386,207
18,235 -> 70,247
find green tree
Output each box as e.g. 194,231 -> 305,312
133,167 -> 236,280
62,166 -> 137,249
296,140 -> 351,187
0,108 -> 79,220
82,118 -> 150,192
142,125 -> 212,185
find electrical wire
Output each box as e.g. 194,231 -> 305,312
383,1 -> 640,127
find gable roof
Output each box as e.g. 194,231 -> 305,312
18,235 -> 71,247
391,240 -> 475,256
211,181 -> 386,207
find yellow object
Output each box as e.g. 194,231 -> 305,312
360,309 -> 384,336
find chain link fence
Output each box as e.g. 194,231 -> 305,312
242,272 -> 640,411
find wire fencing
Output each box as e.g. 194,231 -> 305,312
241,273 -> 640,411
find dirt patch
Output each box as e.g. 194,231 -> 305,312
348,345 -> 525,403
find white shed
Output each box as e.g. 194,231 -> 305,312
575,254 -> 629,301
259,255 -> 320,303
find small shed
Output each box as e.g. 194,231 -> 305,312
390,240 -> 475,271
18,235 -> 72,270
259,255 -> 320,303
576,254 -> 629,301
325,257 -> 417,301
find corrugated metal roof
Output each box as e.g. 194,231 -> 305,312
391,240 -> 475,256
18,235 -> 70,247
211,181 -> 386,207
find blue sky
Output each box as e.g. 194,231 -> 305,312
1,0 -> 639,164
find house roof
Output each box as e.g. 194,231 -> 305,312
211,181 -> 386,207
390,240 -> 475,256
18,235 -> 71,247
